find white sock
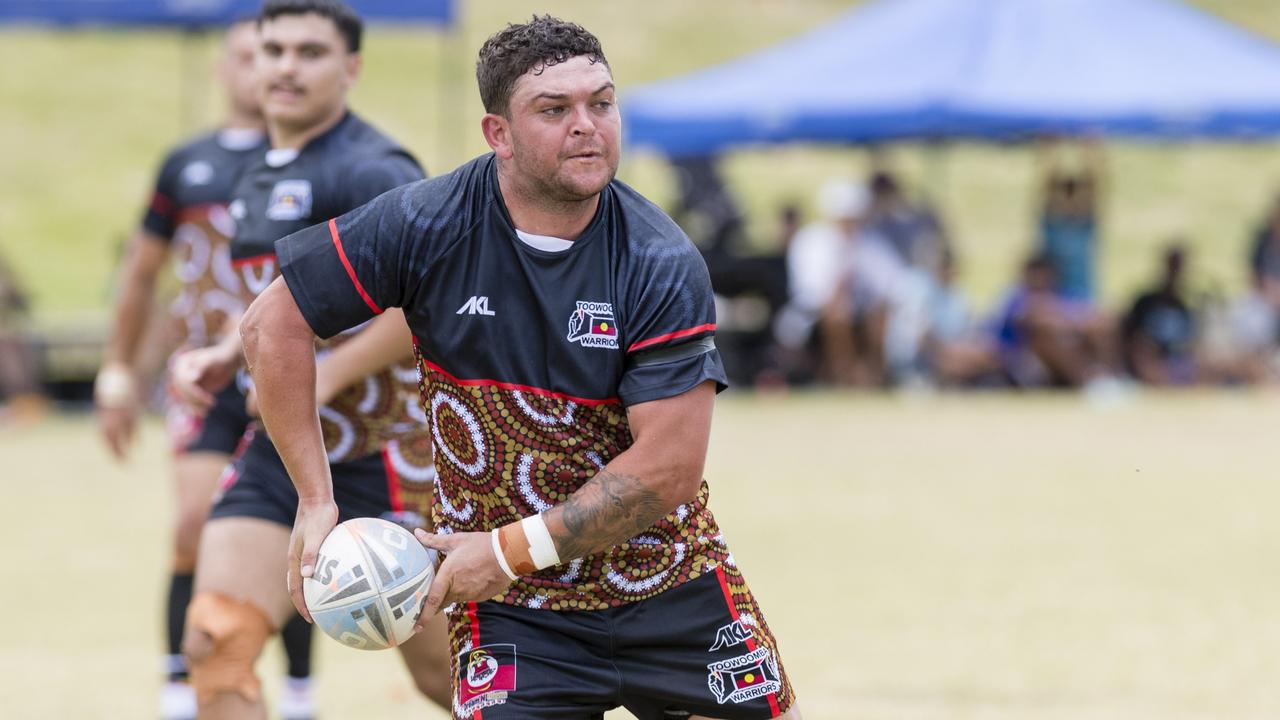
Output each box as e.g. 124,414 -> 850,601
159,680 -> 196,720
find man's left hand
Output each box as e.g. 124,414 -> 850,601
413,529 -> 513,629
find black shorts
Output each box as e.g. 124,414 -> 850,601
168,383 -> 252,456
446,566 -> 795,719
207,428 -> 395,527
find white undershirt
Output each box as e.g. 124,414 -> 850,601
217,127 -> 264,151
515,228 -> 573,252
265,147 -> 300,168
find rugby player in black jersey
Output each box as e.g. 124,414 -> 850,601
246,15 -> 801,719
93,20 -> 317,720
167,2 -> 449,718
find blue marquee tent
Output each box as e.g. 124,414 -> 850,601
0,0 -> 453,28
625,0 -> 1280,156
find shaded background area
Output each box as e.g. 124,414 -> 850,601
5,0 -> 1280,318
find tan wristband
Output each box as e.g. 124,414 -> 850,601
490,529 -> 518,581
496,521 -> 538,576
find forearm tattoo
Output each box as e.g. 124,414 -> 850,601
553,471 -> 668,560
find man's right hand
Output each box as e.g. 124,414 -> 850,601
94,362 -> 138,460
288,498 -> 340,622
170,344 -> 239,414
96,405 -> 137,460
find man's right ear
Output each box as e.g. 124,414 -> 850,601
481,113 -> 514,160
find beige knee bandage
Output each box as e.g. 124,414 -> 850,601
185,592 -> 273,706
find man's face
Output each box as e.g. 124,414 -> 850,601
500,55 -> 620,202
219,22 -> 261,120
255,13 -> 357,131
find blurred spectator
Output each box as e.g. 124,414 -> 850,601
994,254 -> 1116,387
1120,244 -> 1196,385
775,179 -> 903,385
776,203 -> 802,251
670,154 -> 744,259
918,250 -> 1002,386
865,170 -> 948,273
1200,272 -> 1280,385
1036,138 -> 1105,302
1250,191 -> 1280,288
0,253 -> 44,421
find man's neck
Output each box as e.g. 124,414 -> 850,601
497,164 -> 599,241
269,105 -> 347,151
224,107 -> 265,132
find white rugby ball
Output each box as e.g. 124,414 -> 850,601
303,517 -> 437,651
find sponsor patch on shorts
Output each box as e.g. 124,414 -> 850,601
456,643 -> 517,714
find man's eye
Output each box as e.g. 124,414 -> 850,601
596,100 -> 613,110
542,107 -> 564,116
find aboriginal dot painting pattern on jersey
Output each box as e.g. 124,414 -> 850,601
167,206 -> 246,351
415,346 -> 731,610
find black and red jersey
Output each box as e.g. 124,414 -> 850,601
228,111 -> 428,464
277,154 -> 731,610
141,128 -> 265,349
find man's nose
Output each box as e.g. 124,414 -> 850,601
568,104 -> 596,136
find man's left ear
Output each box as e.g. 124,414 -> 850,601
345,53 -> 362,84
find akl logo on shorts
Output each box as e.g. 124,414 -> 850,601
455,643 -> 517,715
566,300 -> 619,349
709,619 -> 752,651
706,647 -> 781,705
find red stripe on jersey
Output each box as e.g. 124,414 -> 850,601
231,253 -> 276,269
382,446 -> 404,513
627,323 -> 716,353
329,218 -> 383,315
418,356 -> 620,407
175,203 -> 225,224
714,565 -> 782,717
468,601 -> 483,720
150,191 -> 174,216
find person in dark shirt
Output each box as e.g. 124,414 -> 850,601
166,3 -> 449,717
244,15 -> 799,719
1122,244 -> 1196,385
91,20 -> 316,720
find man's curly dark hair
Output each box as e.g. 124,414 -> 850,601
476,15 -> 609,117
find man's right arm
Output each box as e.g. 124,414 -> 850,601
96,230 -> 169,459
240,277 -> 336,621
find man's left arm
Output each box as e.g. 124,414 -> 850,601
415,381 -> 715,620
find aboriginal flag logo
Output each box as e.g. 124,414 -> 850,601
566,300 -> 619,349
706,647 -> 781,705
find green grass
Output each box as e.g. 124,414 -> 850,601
4,391 -> 1280,718
5,0 -> 1280,320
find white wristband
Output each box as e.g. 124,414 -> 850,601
491,529 -> 518,581
94,364 -> 136,408
522,513 -> 561,570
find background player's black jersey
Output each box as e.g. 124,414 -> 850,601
141,128 -> 265,349
229,110 -> 429,463
278,154 -> 732,610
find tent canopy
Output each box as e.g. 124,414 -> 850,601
0,1 -> 453,28
624,0 -> 1280,156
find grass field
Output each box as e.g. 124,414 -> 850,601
8,1 -> 1280,322
3,391 -> 1280,719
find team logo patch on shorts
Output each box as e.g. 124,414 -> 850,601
266,179 -> 313,221
456,643 -> 517,714
707,647 -> 781,705
566,300 -> 619,349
